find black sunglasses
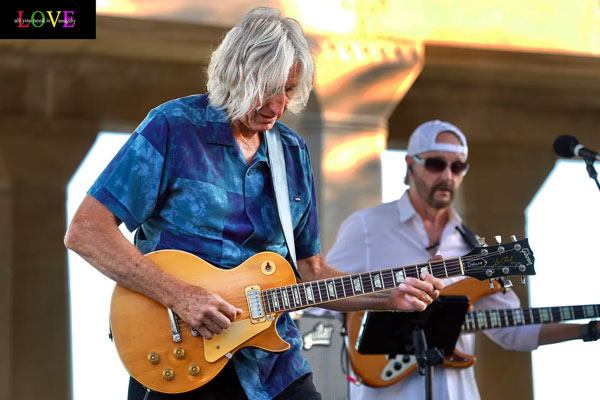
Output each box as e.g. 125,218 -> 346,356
413,156 -> 469,175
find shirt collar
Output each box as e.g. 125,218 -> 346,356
205,102 -> 235,146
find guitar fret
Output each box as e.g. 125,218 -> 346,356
484,309 -> 492,328
368,273 -> 375,293
303,283 -> 311,304
540,308 -> 552,323
442,259 -> 449,277
501,309 -> 509,328
477,310 -> 487,329
509,309 -> 516,326
317,280 -> 328,302
277,288 -> 285,311
312,281 -> 322,303
286,286 -> 296,309
585,305 -> 596,318
382,269 -> 394,289
352,275 -> 363,294
329,278 -> 338,299
525,308 -> 533,325
271,290 -> 280,311
372,272 -> 384,291
528,308 -> 536,325
281,286 -> 290,309
346,275 -> 355,296
466,312 -> 475,330
338,276 -> 347,298
560,306 -> 572,321
262,290 -> 269,313
393,268 -> 406,285
292,286 -> 301,307
514,309 -> 524,325
489,310 -> 500,328
304,283 -> 314,304
405,267 -> 418,279
521,308 -> 529,324
360,273 -> 372,293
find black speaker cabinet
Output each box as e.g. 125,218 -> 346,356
296,311 -> 349,400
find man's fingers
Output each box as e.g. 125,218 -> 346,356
421,272 -> 445,290
198,326 -> 214,340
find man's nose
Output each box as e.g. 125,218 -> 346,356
266,92 -> 287,118
440,163 -> 454,180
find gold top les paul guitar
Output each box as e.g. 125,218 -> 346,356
346,278 -> 600,388
109,238 -> 535,394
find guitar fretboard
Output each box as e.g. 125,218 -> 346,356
261,257 -> 464,313
462,304 -> 600,332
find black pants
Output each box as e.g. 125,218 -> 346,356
128,362 -> 322,400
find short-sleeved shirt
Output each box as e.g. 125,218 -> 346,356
89,94 -> 321,399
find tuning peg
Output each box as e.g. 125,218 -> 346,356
502,279 -> 513,289
494,235 -> 502,244
521,275 -> 527,286
477,237 -> 486,247
488,279 -> 495,290
510,235 -> 517,242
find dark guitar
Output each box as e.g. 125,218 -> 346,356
346,278 -> 599,387
110,239 -> 535,393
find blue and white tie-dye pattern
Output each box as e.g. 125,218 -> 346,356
88,94 -> 320,399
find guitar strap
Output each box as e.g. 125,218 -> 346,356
265,125 -> 302,279
455,223 -> 479,249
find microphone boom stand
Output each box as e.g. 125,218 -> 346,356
584,158 -> 600,192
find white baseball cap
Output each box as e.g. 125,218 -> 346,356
407,120 -> 468,159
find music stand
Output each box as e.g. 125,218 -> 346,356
356,296 -> 469,400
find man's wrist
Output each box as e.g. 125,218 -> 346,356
580,321 -> 599,342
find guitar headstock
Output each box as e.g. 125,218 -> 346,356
461,236 -> 535,282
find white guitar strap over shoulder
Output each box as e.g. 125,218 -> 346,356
265,125 -> 302,279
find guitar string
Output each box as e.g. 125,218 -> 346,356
463,304 -> 600,331
175,304 -> 600,334
223,245 -> 511,299
212,247 -> 525,306
177,305 -> 598,331
173,247 -> 537,329
164,248 -> 529,319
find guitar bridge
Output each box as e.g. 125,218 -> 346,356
245,285 -> 266,323
167,308 -> 182,342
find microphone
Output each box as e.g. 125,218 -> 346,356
553,135 -> 600,161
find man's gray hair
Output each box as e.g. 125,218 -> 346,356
207,7 -> 314,121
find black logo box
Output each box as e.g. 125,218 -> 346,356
0,1 -> 95,39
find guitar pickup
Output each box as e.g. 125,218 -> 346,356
245,285 -> 266,323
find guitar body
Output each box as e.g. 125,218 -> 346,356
345,277 -> 501,387
110,250 -> 296,394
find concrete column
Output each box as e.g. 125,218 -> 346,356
0,115 -> 99,400
284,35 -> 424,252
462,142 -> 557,400
0,149 -> 12,400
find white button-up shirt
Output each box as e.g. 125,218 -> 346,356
325,191 -> 541,400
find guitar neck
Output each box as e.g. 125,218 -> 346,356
262,257 -> 464,313
462,304 -> 600,332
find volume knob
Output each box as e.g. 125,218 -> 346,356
162,368 -> 175,381
189,364 -> 201,376
173,347 -> 185,359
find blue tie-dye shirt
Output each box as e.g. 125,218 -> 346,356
89,94 -> 321,399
